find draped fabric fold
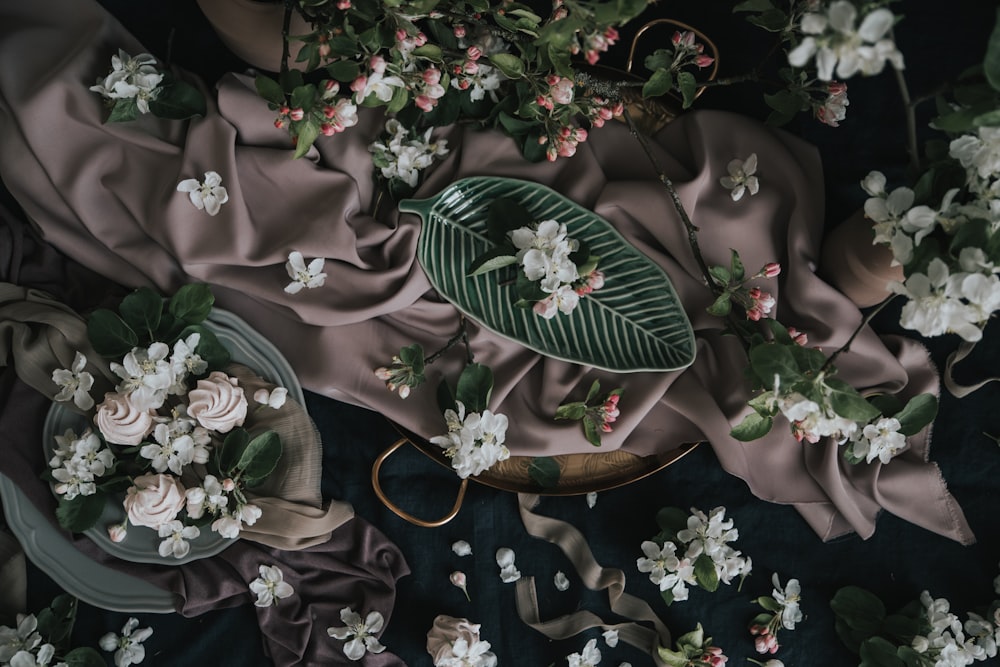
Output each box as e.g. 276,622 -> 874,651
0,0 -> 975,546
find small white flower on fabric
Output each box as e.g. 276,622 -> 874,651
855,416 -> 907,464
89,50 -> 163,113
99,617 -> 152,667
0,614 -> 42,663
250,564 -> 295,607
157,520 -> 200,559
771,573 -> 803,630
495,548 -> 521,583
720,153 -> 759,201
253,387 -> 289,409
328,608 -> 386,661
602,629 -> 619,648
554,571 -> 570,591
176,171 -> 229,216
211,514 -> 242,539
566,638 -> 602,667
452,540 -> 473,557
586,492 -> 598,508
108,521 -> 128,543
284,251 -> 327,294
52,351 -> 95,410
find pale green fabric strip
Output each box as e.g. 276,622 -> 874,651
514,493 -> 671,666
944,341 -> 1000,398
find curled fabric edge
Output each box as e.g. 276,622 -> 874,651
514,493 -> 671,667
944,340 -> 1000,398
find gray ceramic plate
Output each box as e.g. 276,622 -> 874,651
40,307 -> 304,565
400,176 -> 696,372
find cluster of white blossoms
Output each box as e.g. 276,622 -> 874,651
787,1 -> 904,81
88,49 -> 163,113
510,219 -> 603,319
429,401 -> 510,479
845,416 -> 907,464
910,591 -> 999,666
637,506 -> 752,602
48,428 -> 115,501
0,613 -> 61,667
863,122 -> 1000,343
776,390 -> 859,445
369,118 -> 450,188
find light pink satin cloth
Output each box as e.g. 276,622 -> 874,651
0,0 -> 973,544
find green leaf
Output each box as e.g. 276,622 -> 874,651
729,248 -> 745,282
677,71 -> 697,109
583,417 -> 602,447
61,647 -> 106,667
293,120 -> 320,159
554,402 -> 587,420
55,493 -> 106,533
895,645 -> 926,667
657,646 -> 690,667
386,84 -> 409,114
869,393 -> 904,417
755,595 -> 781,612
825,378 -> 881,421
642,69 -> 674,99
455,363 -> 493,413
585,379 -> 602,403
180,325 -> 231,369
398,343 -> 425,373
528,456 -> 560,488
859,636 -> 906,666
892,393 -> 938,436
256,75 -> 286,105
237,430 -> 283,486
148,79 -> 207,120
655,507 -> 689,534
972,109 -> 1000,126
748,342 -> 801,385
984,7 -> 1000,91
437,378 -> 458,413
693,553 -> 719,592
467,248 -> 518,276
218,428 -> 250,475
730,410 -> 773,441
708,265 -> 731,287
169,283 -> 214,324
707,292 -> 732,317
882,613 -> 921,642
87,308 -> 138,358
487,196 -> 533,245
748,9 -> 790,32
119,287 -> 163,340
326,60 -> 361,83
831,586 -> 886,635
412,44 -> 444,62
35,593 -> 77,647
107,97 -> 139,123
733,0 -> 776,11
789,344 -> 826,374
489,53 -> 525,79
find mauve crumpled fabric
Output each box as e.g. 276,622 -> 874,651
0,0 -> 973,547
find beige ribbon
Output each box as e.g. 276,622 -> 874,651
944,340 -> 1000,398
0,529 -> 26,624
514,493 -> 672,666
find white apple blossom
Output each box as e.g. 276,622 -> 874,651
176,171 -> 229,216
554,571 -> 570,591
48,429 -> 113,500
110,343 -> 174,411
99,618 -> 152,667
850,416 -> 907,464
250,564 -> 295,607
771,573 -> 803,630
430,402 -> 510,479
890,259 -> 983,341
0,614 -> 42,663
51,351 -> 95,410
328,608 -> 387,661
778,391 -> 859,444
355,71 -> 406,104
676,506 -> 753,586
787,1 -> 904,81
140,423 -> 198,475
720,153 -> 759,201
636,540 -> 692,601
949,126 -> 1000,182
168,333 -> 206,393
566,638 -> 602,667
89,50 -> 163,113
157,520 -> 200,559
495,547 -> 521,583
602,629 -> 619,648
284,251 -> 327,294
452,540 -> 473,557
370,119 -> 449,187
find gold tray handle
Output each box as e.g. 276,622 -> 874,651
371,437 -> 469,527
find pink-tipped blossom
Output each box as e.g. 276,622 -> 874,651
336,0 -> 351,9
754,632 -> 780,654
289,107 -> 304,122
450,571 -> 471,600
786,327 -> 808,346
466,45 -> 482,61
762,262 -> 781,278
695,54 -> 715,68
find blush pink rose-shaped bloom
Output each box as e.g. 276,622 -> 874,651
426,615 -> 497,667
186,371 -> 248,433
94,392 -> 155,445
124,473 -> 187,529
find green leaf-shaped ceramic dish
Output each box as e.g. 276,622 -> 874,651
399,176 -> 696,372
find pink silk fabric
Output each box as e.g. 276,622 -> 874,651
0,0 -> 973,544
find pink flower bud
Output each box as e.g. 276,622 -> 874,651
374,367 -> 393,381
278,105 -> 290,115
274,118 -> 287,129
763,262 -> 781,277
787,327 -> 808,346
350,75 -> 367,93
450,571 -> 471,600
320,123 -> 336,136
318,43 -> 331,58
695,55 -> 715,68
108,522 -> 128,543
369,55 -> 386,74
453,25 -> 466,38
828,81 -> 847,95
222,478 -> 236,492
336,0 -> 351,8
747,307 -> 763,322
466,45 -> 482,61
397,384 -> 411,399
289,108 -> 304,121
415,95 -> 434,112
463,60 -> 479,74
395,28 -> 408,43
422,67 -> 441,85
672,31 -> 682,46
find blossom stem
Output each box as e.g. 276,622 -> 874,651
423,318 -> 470,365
280,1 -> 294,78
819,294 -> 898,373
891,61 -> 920,176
